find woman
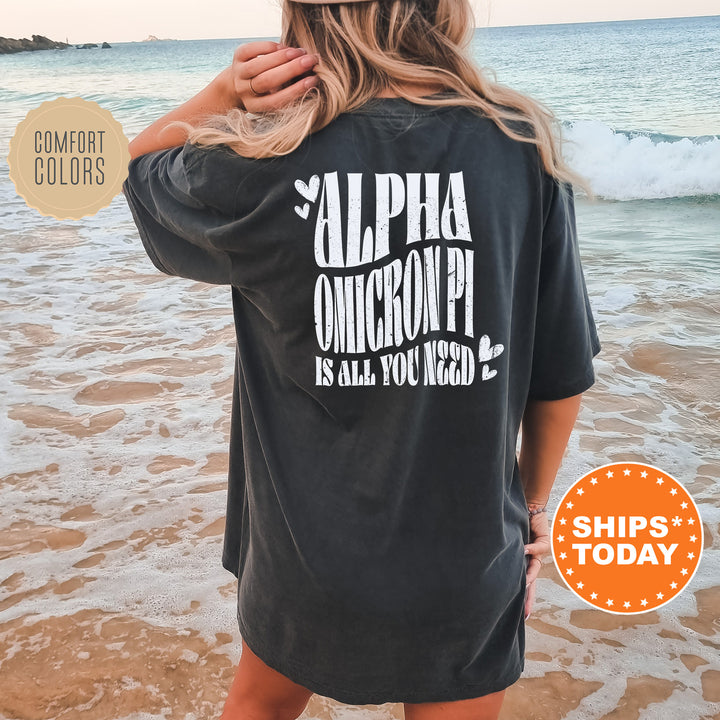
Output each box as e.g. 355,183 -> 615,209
122,0 -> 601,718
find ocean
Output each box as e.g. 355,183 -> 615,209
1,14 -> 719,720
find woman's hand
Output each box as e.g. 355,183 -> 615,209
127,41 -> 320,159
523,508 -> 551,620
230,40 -> 319,113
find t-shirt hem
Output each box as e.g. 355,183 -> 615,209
222,552 -> 239,579
527,369 -> 597,401
237,609 -> 523,704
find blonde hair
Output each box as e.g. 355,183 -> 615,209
169,0 -> 593,197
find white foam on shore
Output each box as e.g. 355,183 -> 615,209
563,120 -> 720,200
591,285 -> 638,313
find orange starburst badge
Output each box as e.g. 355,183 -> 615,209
551,462 -> 703,614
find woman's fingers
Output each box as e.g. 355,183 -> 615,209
250,75 -> 319,113
525,554 -> 543,585
238,46 -> 312,82
524,512 -> 551,557
524,552 -> 542,619
229,41 -> 320,112
233,40 -> 284,64
523,510 -> 550,620
247,52 -> 320,96
524,577 -> 537,619
524,537 -> 549,557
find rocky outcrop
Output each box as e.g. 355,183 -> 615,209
0,35 -> 111,54
0,35 -> 70,54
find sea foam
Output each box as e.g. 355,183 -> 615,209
562,120 -> 720,201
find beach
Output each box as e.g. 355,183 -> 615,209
2,16 -> 719,720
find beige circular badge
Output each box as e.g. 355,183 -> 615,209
8,96 -> 130,220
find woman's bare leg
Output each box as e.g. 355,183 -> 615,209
220,638 -> 314,720
403,689 -> 506,720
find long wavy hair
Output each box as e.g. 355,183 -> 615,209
169,0 -> 593,196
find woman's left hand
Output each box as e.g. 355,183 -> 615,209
229,40 -> 320,113
523,509 -> 550,620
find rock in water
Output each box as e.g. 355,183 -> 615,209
0,34 -> 70,54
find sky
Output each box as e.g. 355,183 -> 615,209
2,0 -> 718,44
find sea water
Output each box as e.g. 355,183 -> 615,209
1,14 -> 719,720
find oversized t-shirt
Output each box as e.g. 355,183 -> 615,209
122,95 -> 601,705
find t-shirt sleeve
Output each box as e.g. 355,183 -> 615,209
527,176 -> 601,401
122,142 -> 233,285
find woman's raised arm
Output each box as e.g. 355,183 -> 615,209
128,40 -> 319,159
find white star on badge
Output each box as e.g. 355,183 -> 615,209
577,488 -> 584,495
577,581 -> 584,589
656,592 -> 664,599
557,534 -> 565,542
687,552 -> 694,560
607,471 -> 614,478
560,517 -> 567,525
656,478 -> 664,485
670,488 -> 677,495
681,502 -> 688,509
688,518 -> 695,525
559,552 -> 567,559
606,599 -> 613,606
670,582 -> 678,589
681,568 -> 688,576
672,515 -> 682,526
640,471 -> 648,478
590,477 -> 598,485
566,501 -> 574,509
641,598 -> 648,606
623,601 -> 631,608
690,535 -> 697,542
623,468 -> 631,476
590,592 -> 598,600
566,568 -> 574,576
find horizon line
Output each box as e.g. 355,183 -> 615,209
13,11 -> 717,45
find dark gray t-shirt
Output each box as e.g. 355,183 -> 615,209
122,96 -> 601,704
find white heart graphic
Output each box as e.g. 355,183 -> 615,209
294,175 -> 320,203
477,334 -> 504,362
481,364 -> 497,381
294,202 -> 310,220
